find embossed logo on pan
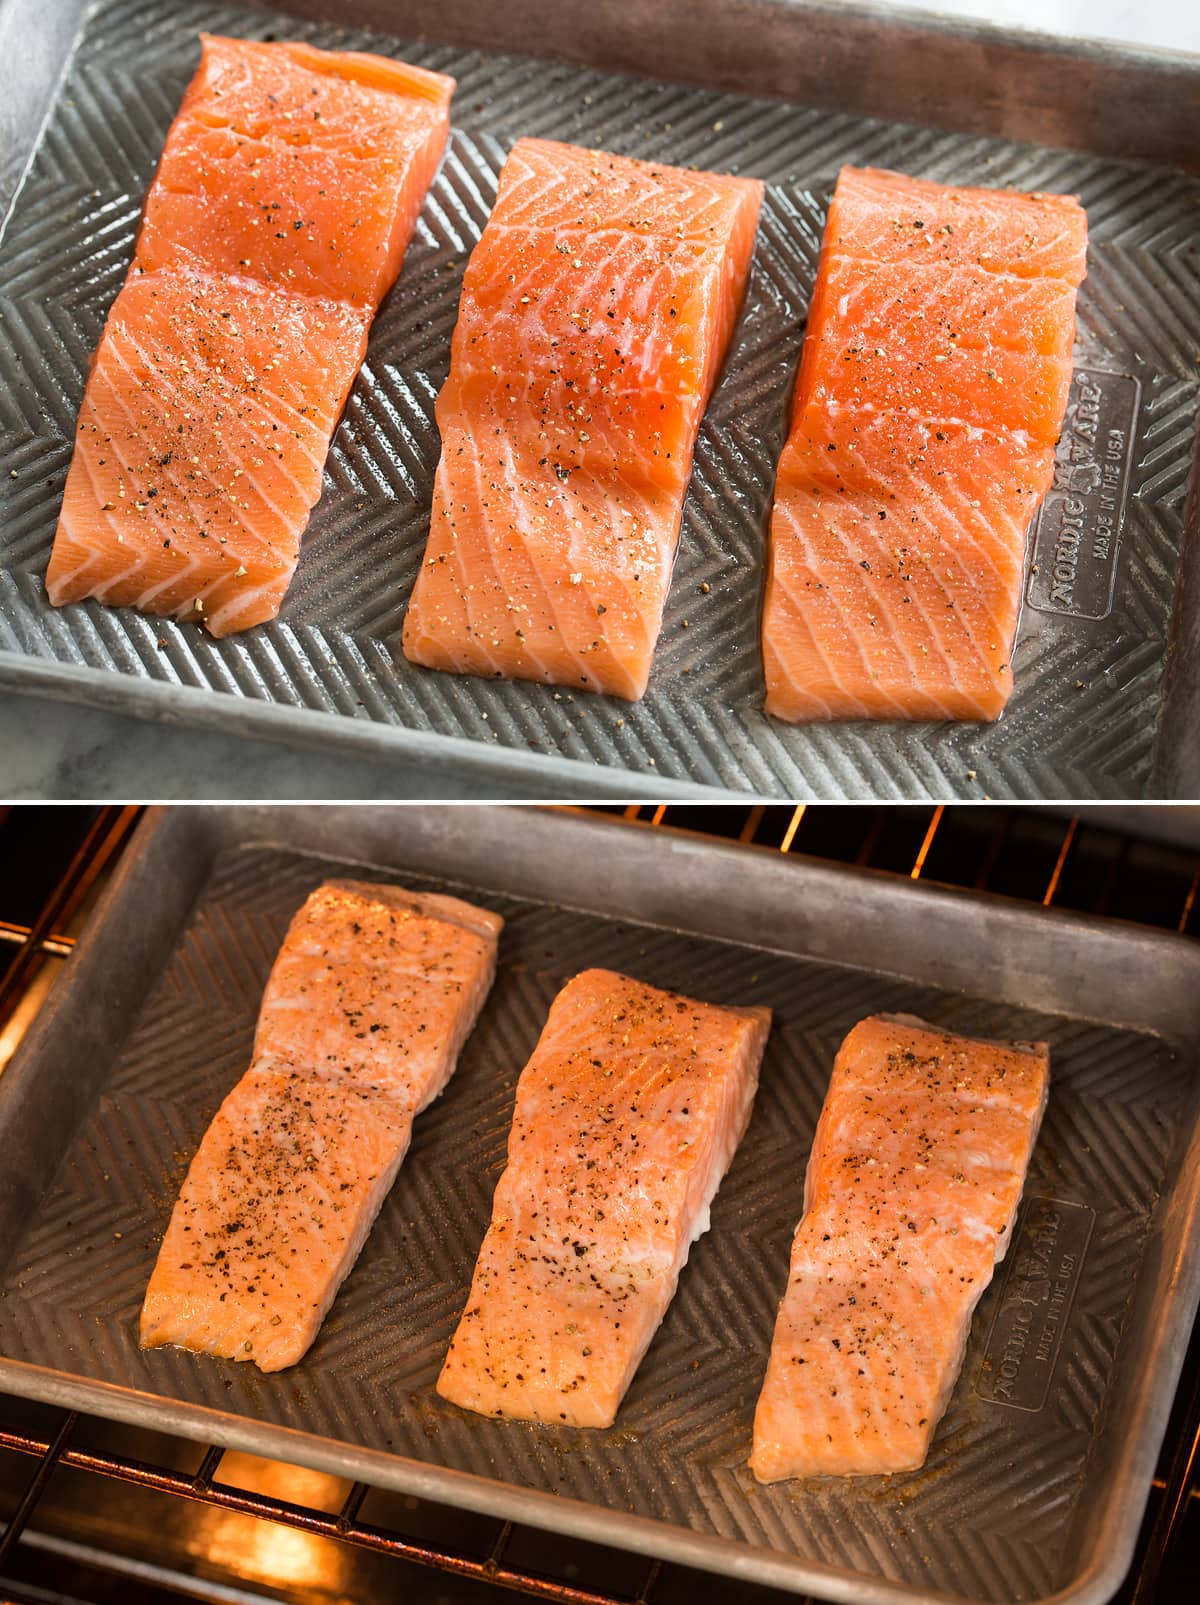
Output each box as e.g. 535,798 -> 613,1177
976,1196 -> 1094,1412
1026,369 -> 1141,622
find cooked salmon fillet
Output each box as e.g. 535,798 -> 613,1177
402,139 -> 763,699
762,166 -> 1087,722
750,1014 -> 1049,1481
437,969 -> 771,1426
140,880 -> 501,1372
46,35 -> 454,637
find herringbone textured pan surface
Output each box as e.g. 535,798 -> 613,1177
0,0 -> 1198,796
0,841 -> 1191,1600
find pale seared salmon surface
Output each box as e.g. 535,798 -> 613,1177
402,138 -> 763,699
437,968 -> 771,1427
140,880 -> 501,1372
47,35 -> 454,637
762,165 -> 1087,722
751,1014 -> 1049,1480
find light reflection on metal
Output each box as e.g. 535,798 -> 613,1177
0,921 -> 74,955
0,958 -> 63,1074
1179,868 -> 1200,934
910,806 -> 944,880
738,806 -> 764,843
1043,816 -> 1079,906
779,806 -> 806,853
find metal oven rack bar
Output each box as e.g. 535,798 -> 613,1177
0,806 -> 1196,1604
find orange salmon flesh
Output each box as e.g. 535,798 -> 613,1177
402,138 -> 763,700
140,880 -> 501,1371
437,968 -> 771,1425
762,166 -> 1087,722
46,35 -> 454,637
750,1013 -> 1049,1481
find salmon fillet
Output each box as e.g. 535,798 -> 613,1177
750,1014 -> 1049,1481
437,969 -> 771,1426
46,35 -> 454,637
762,166 -> 1087,722
402,139 -> 763,700
140,879 -> 501,1371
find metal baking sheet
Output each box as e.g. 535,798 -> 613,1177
0,0 -> 1198,801
1,805 -> 1198,1605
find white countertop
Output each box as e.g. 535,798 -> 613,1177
892,0 -> 1198,51
1,0 -> 1194,800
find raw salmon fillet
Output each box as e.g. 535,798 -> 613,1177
762,166 -> 1087,721
402,138 -> 763,699
140,879 -> 501,1371
437,968 -> 771,1426
750,1014 -> 1049,1481
46,35 -> 454,637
